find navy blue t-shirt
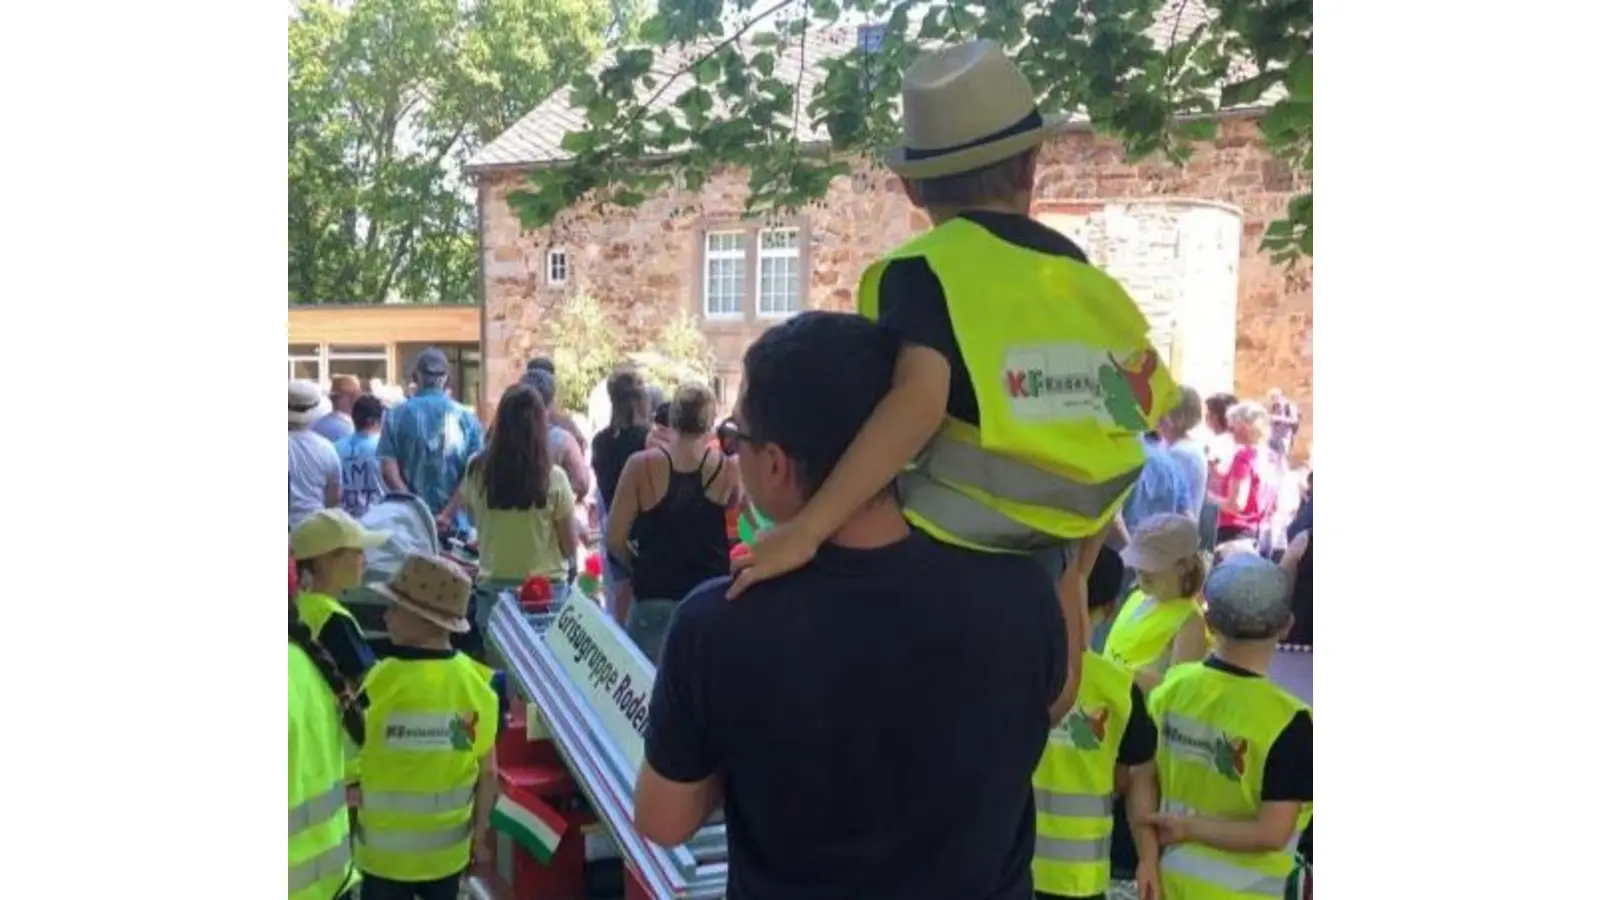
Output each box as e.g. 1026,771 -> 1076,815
645,530 -> 1067,900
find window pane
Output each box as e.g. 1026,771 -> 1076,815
329,359 -> 389,390
288,343 -> 320,357
760,228 -> 799,251
706,256 -> 745,315
291,359 -> 323,382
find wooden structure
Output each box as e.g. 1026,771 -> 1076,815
287,303 -> 484,409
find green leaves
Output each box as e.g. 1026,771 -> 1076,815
510,0 -> 1314,264
288,0 -> 612,305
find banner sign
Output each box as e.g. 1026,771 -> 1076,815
490,597 -> 728,900
543,596 -> 655,774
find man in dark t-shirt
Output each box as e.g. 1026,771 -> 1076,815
633,313 -> 1070,900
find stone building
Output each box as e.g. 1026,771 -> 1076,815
466,24 -> 1314,454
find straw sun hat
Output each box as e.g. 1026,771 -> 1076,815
884,39 -> 1070,180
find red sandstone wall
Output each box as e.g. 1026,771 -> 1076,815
478,114 -> 1312,454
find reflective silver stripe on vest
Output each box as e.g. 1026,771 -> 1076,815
1034,789 -> 1114,818
1161,845 -> 1286,897
1035,834 -> 1111,863
288,838 -> 351,892
898,470 -> 1063,551
289,783 -> 347,837
358,819 -> 474,853
918,433 -> 1141,518
362,784 -> 476,815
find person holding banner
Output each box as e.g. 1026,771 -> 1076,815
637,312 -> 1069,900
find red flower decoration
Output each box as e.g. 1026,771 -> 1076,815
731,543 -> 751,562
519,575 -> 554,610
584,553 -> 603,577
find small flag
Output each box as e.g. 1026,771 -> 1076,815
491,785 -> 568,865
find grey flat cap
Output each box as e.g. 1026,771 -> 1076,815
1202,554 -> 1291,640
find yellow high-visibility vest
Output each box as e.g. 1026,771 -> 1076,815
289,643 -> 354,900
356,654 -> 499,881
1148,662 -> 1313,900
859,218 -> 1179,552
1104,590 -> 1207,673
1032,653 -> 1135,897
295,591 -> 358,641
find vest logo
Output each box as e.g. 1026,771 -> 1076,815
384,711 -> 479,752
1163,716 -> 1249,782
1098,349 -> 1160,431
1058,705 -> 1110,751
1001,344 -> 1164,428
1005,369 -> 1100,400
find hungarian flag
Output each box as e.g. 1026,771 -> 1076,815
491,783 -> 569,865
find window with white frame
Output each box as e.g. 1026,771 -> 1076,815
327,344 -> 389,390
757,227 -> 802,317
546,248 -> 569,286
703,231 -> 746,317
288,343 -> 323,384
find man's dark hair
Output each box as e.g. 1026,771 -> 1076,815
352,394 -> 385,431
527,356 -> 556,375
1205,392 -> 1238,428
740,312 -> 899,499
524,369 -> 557,407
1086,546 -> 1125,613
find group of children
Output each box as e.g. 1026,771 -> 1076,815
287,507 -> 502,900
1033,512 -> 1314,900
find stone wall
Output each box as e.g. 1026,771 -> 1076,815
478,113 -> 1313,455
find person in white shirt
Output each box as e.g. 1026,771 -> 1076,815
289,380 -> 342,529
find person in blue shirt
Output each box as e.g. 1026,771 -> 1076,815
1120,432 -> 1193,535
334,393 -> 388,519
378,348 -> 484,531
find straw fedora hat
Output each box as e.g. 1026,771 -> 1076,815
885,39 -> 1071,180
288,379 -> 332,427
372,553 -> 473,634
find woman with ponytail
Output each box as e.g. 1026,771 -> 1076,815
289,554 -> 364,900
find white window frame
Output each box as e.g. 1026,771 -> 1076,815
756,227 -> 803,319
288,343 -> 325,385
326,344 -> 390,390
702,230 -> 747,320
546,248 -> 569,286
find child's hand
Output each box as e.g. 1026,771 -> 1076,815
726,520 -> 821,598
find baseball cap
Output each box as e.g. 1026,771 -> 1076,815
290,508 -> 392,561
1202,554 -> 1291,640
413,347 -> 449,378
1120,513 -> 1200,572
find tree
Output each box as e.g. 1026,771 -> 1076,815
507,0 -> 1311,262
543,292 -> 626,411
288,0 -> 613,305
628,310 -> 719,396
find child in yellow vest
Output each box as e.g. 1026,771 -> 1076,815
1033,546 -> 1161,900
1104,514 -> 1211,692
1142,555 -> 1312,900
356,554 -> 500,900
291,508 -> 389,686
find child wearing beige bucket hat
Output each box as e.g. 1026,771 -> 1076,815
354,552 -> 501,898
729,41 -> 1179,715
1104,513 -> 1212,693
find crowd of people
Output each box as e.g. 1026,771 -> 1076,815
287,37 -> 1312,900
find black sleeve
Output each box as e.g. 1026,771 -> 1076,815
1260,711 -> 1313,802
318,616 -> 376,690
1117,683 -> 1158,766
644,592 -> 720,783
876,258 -> 960,367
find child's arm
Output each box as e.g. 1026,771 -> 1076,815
727,343 -> 950,596
1149,802 -> 1304,854
472,748 -> 499,862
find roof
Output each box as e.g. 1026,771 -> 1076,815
468,1 -> 1234,173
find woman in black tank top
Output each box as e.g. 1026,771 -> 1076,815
604,381 -> 739,662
